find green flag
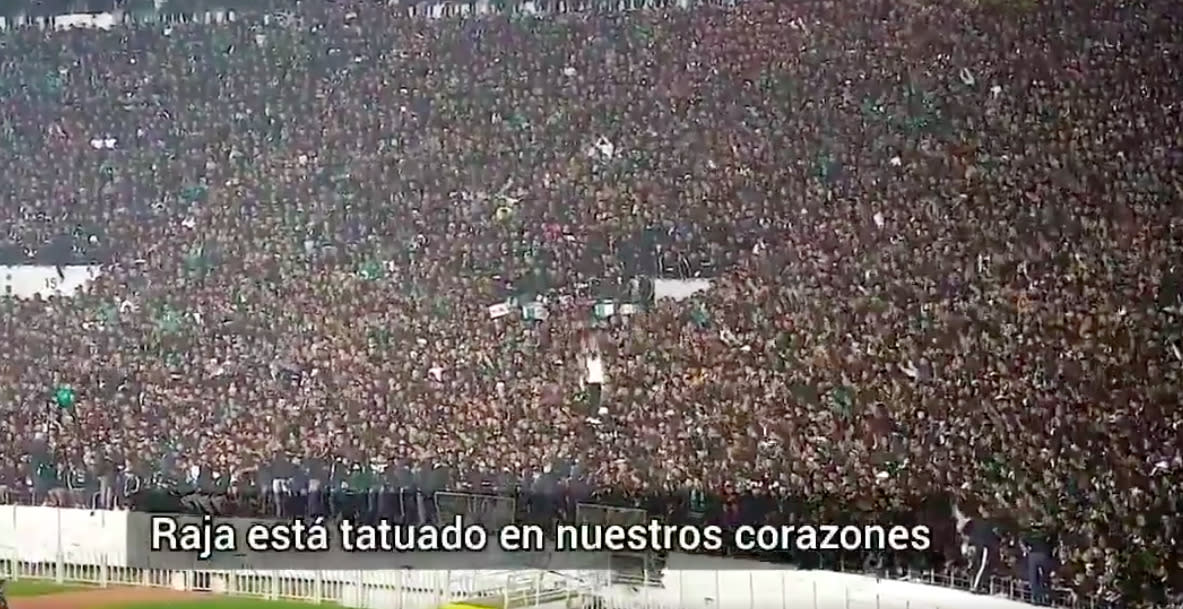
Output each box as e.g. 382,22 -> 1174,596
903,87 -> 942,135
43,71 -> 63,95
348,464 -> 377,491
155,304 -> 183,334
358,260 -> 384,281
860,96 -> 886,120
180,184 -> 208,202
185,246 -> 212,277
368,327 -> 392,350
96,302 -> 119,325
522,301 -> 548,321
815,155 -> 840,183
506,113 -> 529,130
773,331 -> 798,370
54,385 -> 77,412
690,303 -> 710,328
634,25 -> 654,44
34,460 -> 59,486
829,385 -> 854,419
983,456 -> 1007,482
163,350 -> 183,368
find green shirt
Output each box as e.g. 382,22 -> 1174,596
830,386 -> 854,419
348,467 -> 377,491
35,461 -> 59,485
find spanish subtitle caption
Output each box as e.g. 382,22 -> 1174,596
150,514 -> 932,560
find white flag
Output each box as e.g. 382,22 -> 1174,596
487,302 -> 511,319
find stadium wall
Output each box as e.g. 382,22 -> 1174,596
0,506 -> 1049,609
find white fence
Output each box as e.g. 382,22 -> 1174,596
0,550 -> 593,609
0,501 -> 1093,609
0,505 -> 1083,609
0,548 -> 1078,609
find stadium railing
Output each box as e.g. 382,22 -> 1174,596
0,490 -> 1096,609
0,548 -> 595,609
0,547 -> 1101,609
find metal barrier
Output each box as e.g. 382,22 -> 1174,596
840,565 -> 1092,609
0,546 -> 597,609
0,547 -> 1092,609
0,492 -> 1091,609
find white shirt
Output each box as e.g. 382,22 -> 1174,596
585,355 -> 605,384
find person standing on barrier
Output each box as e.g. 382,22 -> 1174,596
345,459 -> 377,522
364,459 -> 383,523
967,517 -> 1001,594
267,455 -> 293,518
255,458 -> 272,516
423,463 -> 451,525
289,457 -> 309,518
327,457 -> 346,519
393,460 -> 414,524
0,458 -> 14,506
864,552 -> 888,581
378,459 -> 398,522
121,463 -> 141,506
72,460 -> 97,508
1023,533 -> 1057,606
305,455 -> 327,519
30,456 -> 58,506
305,475 -> 322,518
98,459 -> 117,510
410,462 -> 428,525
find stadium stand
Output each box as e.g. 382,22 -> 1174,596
0,0 -> 1180,607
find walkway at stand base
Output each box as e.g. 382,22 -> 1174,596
11,587 -> 205,609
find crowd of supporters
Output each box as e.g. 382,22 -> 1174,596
0,0 -> 1181,606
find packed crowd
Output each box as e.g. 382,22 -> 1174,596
0,0 -> 1181,605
